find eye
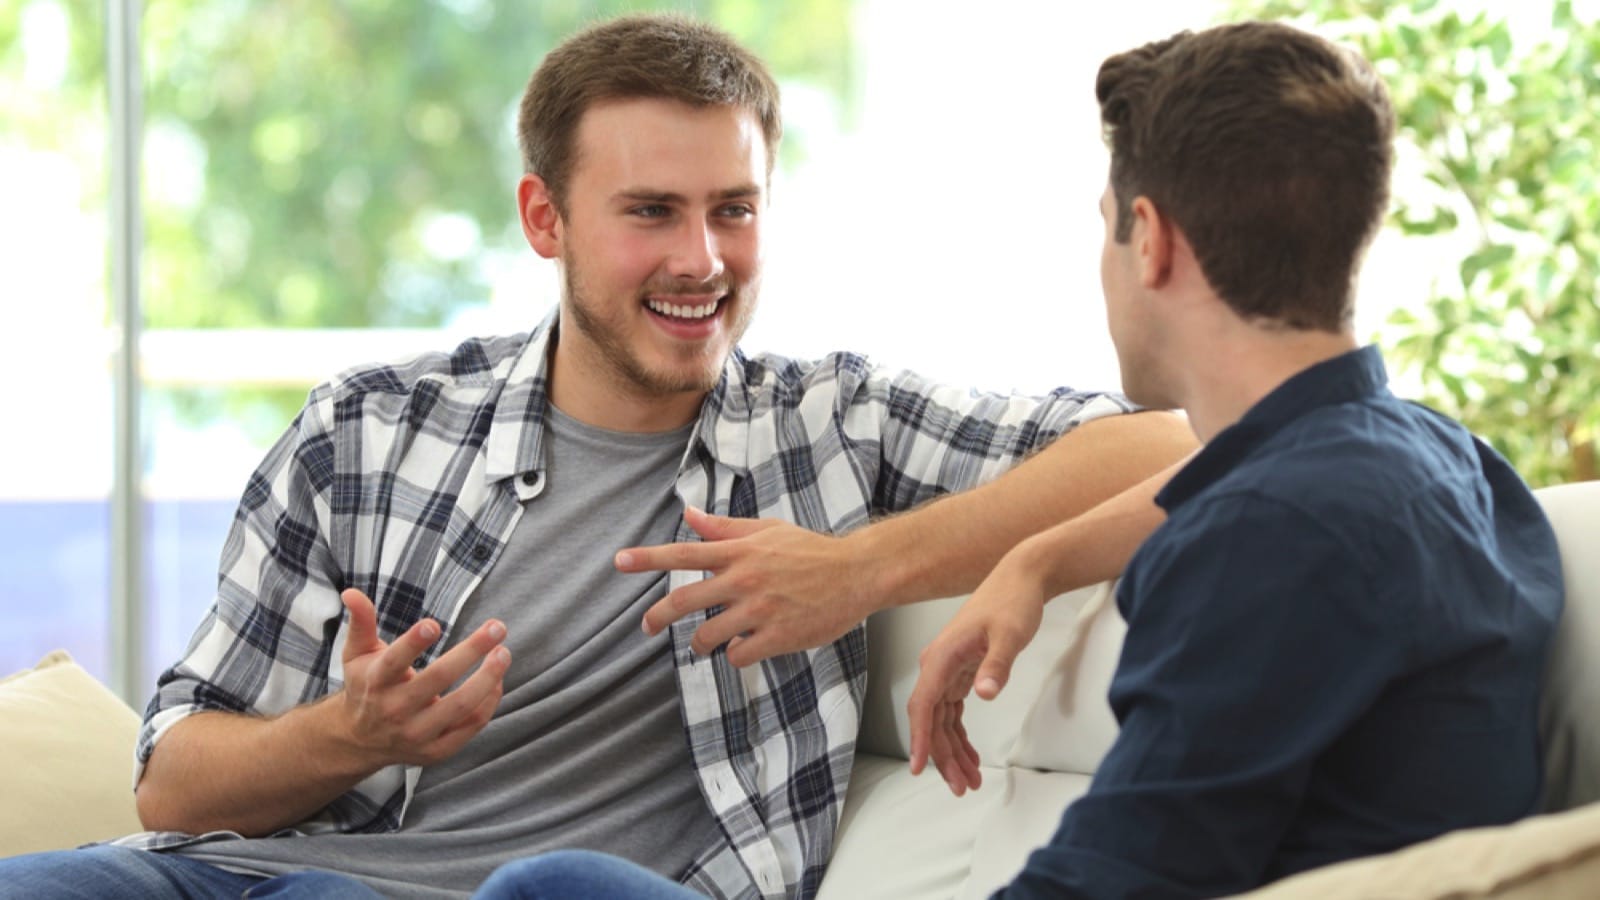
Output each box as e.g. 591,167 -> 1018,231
717,203 -> 756,219
629,204 -> 671,219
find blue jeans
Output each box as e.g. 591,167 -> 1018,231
0,845 -> 384,899
476,850 -> 705,899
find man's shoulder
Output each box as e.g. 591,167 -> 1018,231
715,349 -> 884,420
1181,396 -> 1525,580
1234,396 -> 1478,509
733,348 -> 875,391
315,332 -> 535,405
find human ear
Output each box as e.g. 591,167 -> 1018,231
1131,196 -> 1174,288
517,174 -> 562,259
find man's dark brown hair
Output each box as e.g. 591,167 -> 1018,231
517,14 -> 782,215
1097,22 -> 1395,331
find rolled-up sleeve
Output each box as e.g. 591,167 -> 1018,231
136,390 -> 346,786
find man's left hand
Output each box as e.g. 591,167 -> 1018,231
622,507 -> 878,667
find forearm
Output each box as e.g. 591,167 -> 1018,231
135,698 -> 381,837
1005,457 -> 1182,600
855,411 -> 1195,609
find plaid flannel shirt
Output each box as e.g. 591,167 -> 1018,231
123,312 -> 1131,898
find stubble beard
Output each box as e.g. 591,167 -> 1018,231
561,257 -> 758,398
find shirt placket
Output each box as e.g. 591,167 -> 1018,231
672,450 -> 790,898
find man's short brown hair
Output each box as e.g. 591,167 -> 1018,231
517,14 -> 782,213
1096,22 -> 1395,332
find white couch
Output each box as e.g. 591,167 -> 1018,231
4,482 -> 1598,898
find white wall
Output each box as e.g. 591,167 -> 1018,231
750,0 -> 1223,395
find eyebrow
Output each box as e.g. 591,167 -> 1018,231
615,184 -> 763,204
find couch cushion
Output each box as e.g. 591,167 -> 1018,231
856,581 -> 1122,771
1533,480 -> 1600,812
831,582 -> 1124,898
0,650 -> 144,857
817,753 -> 1092,900
1233,799 -> 1600,900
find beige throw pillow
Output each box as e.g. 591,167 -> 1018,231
1233,801 -> 1600,899
0,650 -> 144,857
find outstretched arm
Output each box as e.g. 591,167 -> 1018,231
626,410 -> 1196,666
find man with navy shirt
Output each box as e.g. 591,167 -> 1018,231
908,21 -> 1564,900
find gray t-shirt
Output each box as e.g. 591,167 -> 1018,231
179,406 -> 721,897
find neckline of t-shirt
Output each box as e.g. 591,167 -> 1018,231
543,402 -> 697,451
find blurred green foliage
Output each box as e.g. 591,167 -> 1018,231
1,0 -> 853,438
1225,0 -> 1599,486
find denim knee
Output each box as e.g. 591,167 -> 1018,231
0,844 -> 257,898
476,850 -> 703,900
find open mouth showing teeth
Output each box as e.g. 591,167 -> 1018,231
645,298 -> 722,320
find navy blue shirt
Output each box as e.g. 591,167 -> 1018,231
1000,346 -> 1563,900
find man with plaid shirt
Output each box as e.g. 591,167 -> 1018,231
1,14 -> 1192,900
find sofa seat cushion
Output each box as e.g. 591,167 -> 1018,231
817,753 -> 1092,900
0,650 -> 143,857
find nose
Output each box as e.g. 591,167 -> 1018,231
668,217 -> 725,283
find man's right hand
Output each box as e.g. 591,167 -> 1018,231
336,588 -> 511,769
906,546 -> 1048,796
136,591 -> 512,837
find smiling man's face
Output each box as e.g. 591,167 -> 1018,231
551,96 -> 766,412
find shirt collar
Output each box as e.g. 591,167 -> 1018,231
1156,344 -> 1390,511
483,307 -> 754,485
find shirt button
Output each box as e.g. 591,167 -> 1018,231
472,544 -> 491,561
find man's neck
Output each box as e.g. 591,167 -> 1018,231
547,341 -> 709,434
1180,327 -> 1360,444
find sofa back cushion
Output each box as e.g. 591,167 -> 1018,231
1534,480 -> 1600,812
857,580 -> 1123,772
826,581 -> 1125,900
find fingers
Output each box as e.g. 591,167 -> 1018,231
641,579 -> 729,636
682,506 -> 775,540
615,508 -> 779,573
974,627 -> 1028,701
341,588 -> 445,687
724,632 -> 781,668
412,642 -> 510,747
908,635 -> 972,775
907,667 -> 947,775
615,540 -> 732,575
409,619 -> 508,698
952,714 -> 983,790
930,701 -> 983,796
687,605 -> 756,657
907,689 -> 933,775
337,612 -> 511,768
431,669 -> 509,757
930,702 -> 971,796
368,617 -> 442,685
340,589 -> 384,662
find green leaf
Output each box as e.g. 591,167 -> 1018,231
1459,244 -> 1517,289
1487,23 -> 1513,68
